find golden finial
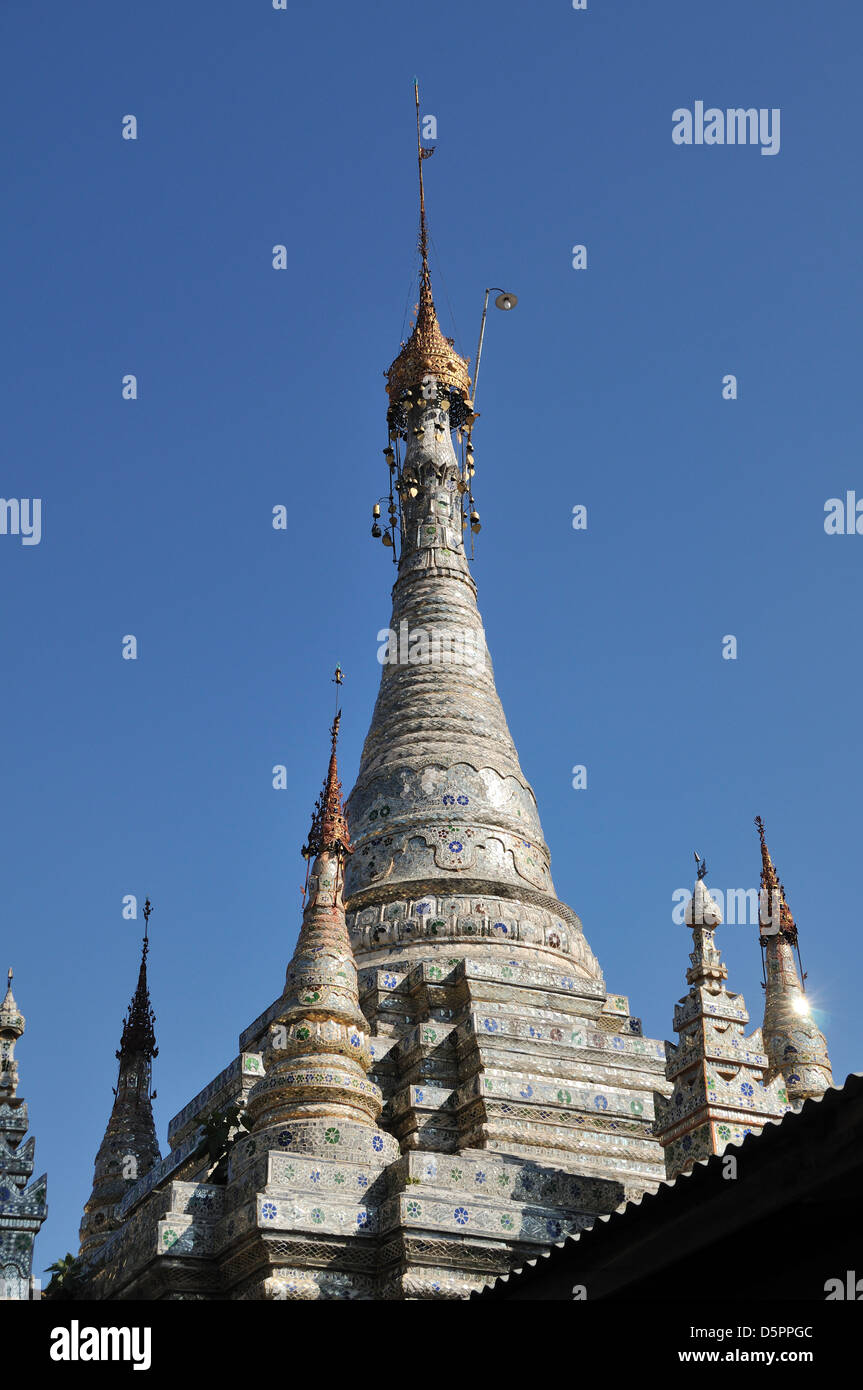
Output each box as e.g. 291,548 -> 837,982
386,84 -> 470,402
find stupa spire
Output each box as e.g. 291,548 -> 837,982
246,711 -> 385,1135
347,93 -> 602,989
79,909 -> 161,1261
118,901 -> 158,1061
303,711 -> 352,867
0,969 -> 25,1100
682,863 -> 726,989
754,817 -> 833,1108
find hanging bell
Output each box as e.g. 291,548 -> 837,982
371,523 -> 382,538
382,532 -> 394,547
373,503 -> 381,518
470,509 -> 481,534
383,446 -> 395,465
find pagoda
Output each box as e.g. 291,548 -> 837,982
72,91 -> 847,1292
0,970 -> 48,1300
74,91 -> 700,1299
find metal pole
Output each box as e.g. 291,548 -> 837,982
472,288 -> 491,407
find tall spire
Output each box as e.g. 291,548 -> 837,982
754,817 -> 833,1108
655,863 -> 788,1179
246,713 -> 385,1136
79,912 -> 161,1261
346,95 -> 602,988
0,970 -> 48,1300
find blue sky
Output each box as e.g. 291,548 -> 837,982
2,0 -> 861,1269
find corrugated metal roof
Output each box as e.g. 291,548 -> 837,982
476,1071 -> 863,1298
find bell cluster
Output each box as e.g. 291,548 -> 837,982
370,382 -> 481,559
386,382 -> 473,439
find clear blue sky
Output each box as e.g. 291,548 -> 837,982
2,0 -> 861,1270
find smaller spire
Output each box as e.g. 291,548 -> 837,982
754,818 -> 833,1108
246,713 -> 384,1138
0,969 -> 24,1040
118,912 -> 158,1062
684,876 -> 722,933
682,858 -> 726,991
79,919 -> 161,1260
0,970 -> 48,1299
0,968 -> 26,1100
755,815 -> 797,940
302,712 -> 352,862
